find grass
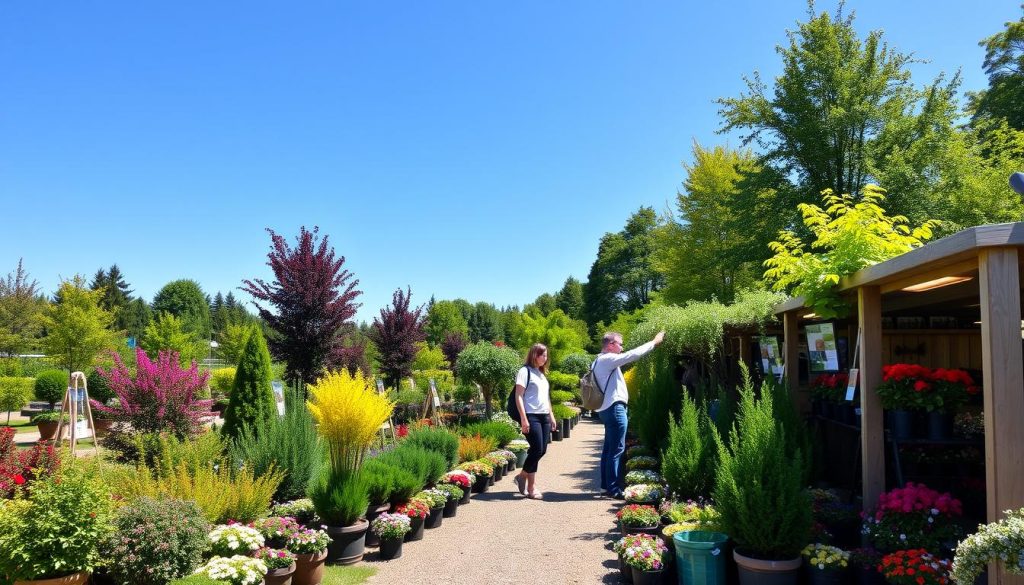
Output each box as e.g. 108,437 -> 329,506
170,565 -> 376,585
1,419 -> 36,433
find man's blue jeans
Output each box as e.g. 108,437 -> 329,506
598,402 -> 627,495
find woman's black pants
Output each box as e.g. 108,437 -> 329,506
523,413 -> 550,473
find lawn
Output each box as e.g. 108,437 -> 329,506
170,566 -> 376,585
1,419 -> 36,433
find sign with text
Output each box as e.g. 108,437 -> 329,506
806,323 -> 840,372
756,336 -> 784,377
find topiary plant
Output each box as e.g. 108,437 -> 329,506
221,327 -> 275,440
34,369 -> 67,409
454,342 -> 521,418
86,368 -> 114,404
558,352 -> 593,377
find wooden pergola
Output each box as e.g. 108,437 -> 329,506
773,222 -> 1024,585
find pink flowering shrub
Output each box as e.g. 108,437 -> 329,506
862,483 -> 962,552
93,349 -> 212,439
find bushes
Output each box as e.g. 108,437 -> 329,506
0,377 -> 33,422
34,369 -> 67,408
552,404 -> 575,421
208,368 -> 235,400
376,445 -> 446,489
460,420 -> 520,447
222,327 -> 275,440
630,355 -> 684,451
458,434 -> 496,462
404,426 -> 459,469
558,352 -> 593,377
101,497 -> 210,585
86,369 -> 115,404
385,465 -> 421,505
361,459 -> 396,506
308,467 -> 369,526
662,395 -> 718,499
550,390 -> 576,404
546,371 -> 578,393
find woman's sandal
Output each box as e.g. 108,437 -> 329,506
527,491 -> 543,500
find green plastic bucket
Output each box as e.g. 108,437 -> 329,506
673,531 -> 728,585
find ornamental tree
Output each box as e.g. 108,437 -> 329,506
242,227 -> 361,386
40,276 -> 120,374
369,287 -> 426,391
440,332 -> 467,374
221,326 -> 275,440
454,342 -> 521,418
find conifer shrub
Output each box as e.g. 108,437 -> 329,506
631,355 -> 683,451
713,379 -> 811,560
662,395 -> 718,499
308,467 -> 369,527
384,464 -> 421,505
222,327 -> 275,440
376,445 -> 446,490
361,459 -> 396,506
460,420 -> 520,447
34,369 -> 67,408
405,426 -> 459,469
86,369 -> 115,404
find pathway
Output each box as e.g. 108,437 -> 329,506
364,417 -> 623,584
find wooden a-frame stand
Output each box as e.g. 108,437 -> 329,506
420,378 -> 445,428
55,371 -> 99,456
376,379 -> 396,446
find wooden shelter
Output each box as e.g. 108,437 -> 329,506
771,222 -> 1024,585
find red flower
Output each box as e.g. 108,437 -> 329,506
913,380 -> 931,392
12,474 -> 24,485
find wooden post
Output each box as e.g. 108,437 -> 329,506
738,335 -> 752,372
858,286 -> 885,511
783,311 -> 800,396
978,248 -> 1024,585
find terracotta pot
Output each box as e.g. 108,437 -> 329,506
734,549 -> 801,585
14,572 -> 90,585
292,550 -> 327,585
265,562 -> 296,585
324,519 -> 368,566
36,421 -> 58,440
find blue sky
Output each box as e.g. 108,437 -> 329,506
0,1 -> 1017,324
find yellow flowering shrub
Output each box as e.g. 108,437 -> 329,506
307,370 -> 394,473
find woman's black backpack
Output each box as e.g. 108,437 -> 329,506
505,367 -> 531,424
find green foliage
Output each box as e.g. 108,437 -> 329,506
662,397 -> 719,500
230,391 -> 325,501
411,341 -> 448,371
208,367 -> 236,399
34,369 -> 68,408
454,342 -> 521,418
408,368 -> 454,400
404,426 -> 460,469
554,277 -> 585,321
142,312 -> 206,366
152,279 -> 212,339
40,276 -> 119,373
549,390 -> 576,404
551,404 -> 575,421
713,378 -> 812,559
0,259 -> 45,357
376,445 -> 447,490
360,459 -> 396,506
467,302 -> 504,343
383,464 -> 421,505
558,352 -> 592,377
100,497 -> 210,585
86,368 -> 115,404
0,376 -> 33,421
0,463 -> 115,581
137,431 -> 227,478
763,187 -> 938,319
222,327 -> 275,440
970,10 -> 1024,130
630,355 -> 683,451
216,322 -> 253,367
545,371 -> 578,394
459,420 -> 520,448
425,300 -> 469,346
309,467 -> 370,527
507,309 -> 588,365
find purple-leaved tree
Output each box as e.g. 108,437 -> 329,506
369,287 -> 425,391
440,331 -> 467,374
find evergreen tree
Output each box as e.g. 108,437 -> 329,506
120,298 -> 152,341
221,326 -> 275,440
152,279 -> 212,339
424,300 -> 469,346
0,259 -> 45,356
467,302 -> 503,343
369,287 -> 426,390
554,277 -> 585,321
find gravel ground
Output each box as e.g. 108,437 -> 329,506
364,417 -> 624,584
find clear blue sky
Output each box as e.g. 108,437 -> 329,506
0,1 -> 1017,324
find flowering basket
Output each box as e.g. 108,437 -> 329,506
624,483 -> 664,503
506,439 -> 530,453
952,507 -> 1024,584
286,528 -> 331,554
254,547 -> 296,571
878,549 -> 951,585
198,555 -> 268,585
862,483 -> 962,551
625,470 -> 663,486
208,523 -> 265,557
251,516 -> 301,545
395,500 -> 431,520
440,470 -> 473,488
625,456 -> 658,471
802,544 -> 850,571
416,488 -> 448,509
811,373 -> 849,403
620,534 -> 669,572
371,513 -> 412,540
616,505 -> 661,527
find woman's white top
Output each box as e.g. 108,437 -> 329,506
515,365 -> 550,414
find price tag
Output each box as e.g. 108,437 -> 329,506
845,369 -> 859,402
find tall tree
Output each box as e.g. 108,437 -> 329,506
424,299 -> 469,346
467,302 -> 503,343
222,326 -> 275,440
119,298 -> 152,341
970,7 -> 1024,130
527,293 -> 557,316
0,259 -> 45,356
152,279 -> 212,339
554,277 -> 585,321
508,309 -> 588,366
40,276 -> 119,373
242,226 -> 362,385
369,287 -> 426,390
141,312 -> 205,366
440,332 -> 467,374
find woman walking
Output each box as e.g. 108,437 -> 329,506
512,343 -> 556,500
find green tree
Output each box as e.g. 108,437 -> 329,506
221,326 -> 275,440
467,302 -> 503,343
970,6 -> 1024,130
0,259 -> 46,356
454,342 -> 521,418
141,312 -> 206,366
411,341 -> 448,371
424,300 -> 469,346
509,309 -> 588,366
119,298 -> 152,341
528,293 -> 557,316
656,143 -> 763,305
152,280 -> 212,339
39,277 -> 119,373
217,322 -> 253,366
554,277 -> 585,321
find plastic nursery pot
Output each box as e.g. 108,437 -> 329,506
325,519 -> 368,566
265,562 -> 296,585
292,550 -> 328,585
379,537 -> 404,560
674,531 -> 729,585
805,565 -> 849,585
364,502 -> 391,548
854,566 -> 885,585
618,553 -> 634,584
506,459 -> 515,472
886,409 -> 917,440
405,516 -> 425,542
493,465 -> 504,481
442,496 -> 459,518
515,450 -> 528,468
460,487 -> 472,504
621,521 -> 661,538
561,418 -> 570,438
14,572 -> 91,585
733,549 -> 801,585
630,567 -> 664,585
927,411 -> 953,440
472,475 -> 490,493
552,428 -> 562,441
424,505 -> 445,529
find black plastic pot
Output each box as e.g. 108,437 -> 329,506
442,497 -> 459,518
561,418 -> 571,438
460,486 -> 472,503
404,516 -> 424,542
472,475 -> 489,493
424,505 -> 444,529
363,503 -> 391,548
325,520 -> 368,566
379,537 -> 403,560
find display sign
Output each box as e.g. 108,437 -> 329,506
806,323 -> 840,372
376,379 -> 386,394
845,368 -> 859,402
271,381 -> 286,416
429,379 -> 441,408
757,336 -> 784,377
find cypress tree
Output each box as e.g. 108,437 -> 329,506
222,326 -> 275,439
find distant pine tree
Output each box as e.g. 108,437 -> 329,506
221,326 -> 275,439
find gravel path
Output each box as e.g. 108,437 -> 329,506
364,417 -> 623,584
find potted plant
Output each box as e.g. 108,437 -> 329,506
626,455 -> 659,471
928,368 -> 979,439
439,470 -> 473,504
713,383 -> 811,585
497,448 -> 516,472
849,548 -> 884,585
861,483 -> 962,553
371,513 -> 412,560
620,533 -> 669,585
507,439 -> 530,468
802,544 -> 850,585
952,507 -> 1024,584
197,555 -> 267,585
617,505 -> 662,537
254,547 -> 297,585
309,468 -> 370,565
483,453 -> 506,480
360,461 -> 396,548
31,410 -> 61,441
623,483 -> 665,506
395,500 -> 430,542
458,461 -> 493,493
437,483 -> 463,518
209,523 -> 265,556
252,516 -> 302,549
613,534 -> 654,583
417,488 -> 448,529
625,470 -> 664,486
878,549 -> 951,585
0,466 -> 113,585
286,528 -> 331,585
